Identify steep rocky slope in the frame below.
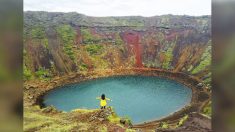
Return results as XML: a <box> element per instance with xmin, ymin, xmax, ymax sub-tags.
<box><xmin>23</xmin><ymin>11</ymin><xmax>211</xmax><ymax>86</ymax></box>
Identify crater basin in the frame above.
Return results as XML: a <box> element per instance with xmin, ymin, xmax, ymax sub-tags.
<box><xmin>43</xmin><ymin>75</ymin><xmax>192</xmax><ymax>124</ymax></box>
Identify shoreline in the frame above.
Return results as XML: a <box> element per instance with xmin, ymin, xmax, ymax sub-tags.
<box><xmin>24</xmin><ymin>68</ymin><xmax>210</xmax><ymax>128</ymax></box>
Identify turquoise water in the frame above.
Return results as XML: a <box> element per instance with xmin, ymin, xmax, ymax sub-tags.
<box><xmin>43</xmin><ymin>75</ymin><xmax>192</xmax><ymax>124</ymax></box>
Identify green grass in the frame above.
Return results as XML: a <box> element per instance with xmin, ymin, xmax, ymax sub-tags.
<box><xmin>24</xmin><ymin>106</ymin><xmax>85</xmax><ymax>132</ymax></box>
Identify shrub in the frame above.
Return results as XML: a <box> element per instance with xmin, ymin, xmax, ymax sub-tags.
<box><xmin>79</xmin><ymin>63</ymin><xmax>88</xmax><ymax>71</ymax></box>
<box><xmin>115</xmin><ymin>33</ymin><xmax>124</xmax><ymax>45</ymax></box>
<box><xmin>35</xmin><ymin>67</ymin><xmax>51</xmax><ymax>81</ymax></box>
<box><xmin>161</xmin><ymin>41</ymin><xmax>175</xmax><ymax>69</ymax></box>
<box><xmin>160</xmin><ymin>122</ymin><xmax>169</xmax><ymax>129</ymax></box>
<box><xmin>23</xmin><ymin>65</ymin><xmax>33</xmax><ymax>81</ymax></box>
<box><xmin>56</xmin><ymin>25</ymin><xmax>76</xmax><ymax>60</ymax></box>
<box><xmin>107</xmin><ymin>113</ymin><xmax>121</xmax><ymax>124</ymax></box>
<box><xmin>31</xmin><ymin>26</ymin><xmax>49</xmax><ymax>48</ymax></box>
<box><xmin>162</xmin><ymin>47</ymin><xmax>173</xmax><ymax>69</ymax></box>
<box><xmin>98</xmin><ymin>126</ymin><xmax>108</xmax><ymax>132</ymax></box>
<box><xmin>80</xmin><ymin>28</ymin><xmax>100</xmax><ymax>43</ymax></box>
<box><xmin>177</xmin><ymin>115</ymin><xmax>188</xmax><ymax>127</ymax></box>
<box><xmin>85</xmin><ymin>44</ymin><xmax>103</xmax><ymax>55</ymax></box>
<box><xmin>31</xmin><ymin>26</ymin><xmax>45</xmax><ymax>39</ymax></box>
<box><xmin>192</xmin><ymin>43</ymin><xmax>211</xmax><ymax>74</ymax></box>
<box><xmin>203</xmin><ymin>101</ymin><xmax>212</xmax><ymax>117</ymax></box>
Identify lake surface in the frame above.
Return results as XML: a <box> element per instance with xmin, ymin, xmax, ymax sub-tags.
<box><xmin>43</xmin><ymin>75</ymin><xmax>192</xmax><ymax>124</ymax></box>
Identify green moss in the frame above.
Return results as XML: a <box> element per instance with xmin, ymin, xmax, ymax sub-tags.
<box><xmin>84</xmin><ymin>44</ymin><xmax>110</xmax><ymax>69</ymax></box>
<box><xmin>24</xmin><ymin>108</ymin><xmax>55</xmax><ymax>131</ymax></box>
<box><xmin>192</xmin><ymin>42</ymin><xmax>211</xmax><ymax>74</ymax></box>
<box><xmin>98</xmin><ymin>126</ymin><xmax>108</xmax><ymax>132</ymax></box>
<box><xmin>162</xmin><ymin>41</ymin><xmax>175</xmax><ymax>69</ymax></box>
<box><xmin>122</xmin><ymin>116</ymin><xmax>132</xmax><ymax>126</ymax></box>
<box><xmin>91</xmin><ymin>55</ymin><xmax>109</xmax><ymax>69</ymax></box>
<box><xmin>24</xmin><ymin>106</ymin><xmax>78</xmax><ymax>132</ymax></box>
<box><xmin>125</xmin><ymin>129</ymin><xmax>136</xmax><ymax>132</ymax></box>
<box><xmin>115</xmin><ymin>33</ymin><xmax>124</xmax><ymax>45</ymax></box>
<box><xmin>156</xmin><ymin>32</ymin><xmax>165</xmax><ymax>43</ymax></box>
<box><xmin>23</xmin><ymin>49</ymin><xmax>33</xmax><ymax>81</ymax></box>
<box><xmin>42</xmin><ymin>38</ymin><xmax>49</xmax><ymax>49</ymax></box>
<box><xmin>203</xmin><ymin>72</ymin><xmax>212</xmax><ymax>87</ymax></box>
<box><xmin>160</xmin><ymin>122</ymin><xmax>169</xmax><ymax>129</ymax></box>
<box><xmin>107</xmin><ymin>107</ymin><xmax>124</xmax><ymax>124</ymax></box>
<box><xmin>79</xmin><ymin>63</ymin><xmax>88</xmax><ymax>71</ymax></box>
<box><xmin>39</xmin><ymin>124</ymin><xmax>78</xmax><ymax>132</ymax></box>
<box><xmin>81</xmin><ymin>28</ymin><xmax>93</xmax><ymax>42</ymax></box>
<box><xmin>204</xmin><ymin>77</ymin><xmax>211</xmax><ymax>86</ymax></box>
<box><xmin>56</xmin><ymin>25</ymin><xmax>76</xmax><ymax>60</ymax></box>
<box><xmin>129</xmin><ymin>55</ymin><xmax>136</xmax><ymax>66</ymax></box>
<box><xmin>23</xmin><ymin>64</ymin><xmax>33</xmax><ymax>81</ymax></box>
<box><xmin>85</xmin><ymin>44</ymin><xmax>103</xmax><ymax>55</ymax></box>
<box><xmin>81</xmin><ymin>28</ymin><xmax>100</xmax><ymax>43</ymax></box>
<box><xmin>31</xmin><ymin>26</ymin><xmax>49</xmax><ymax>48</ymax></box>
<box><xmin>203</xmin><ymin>101</ymin><xmax>212</xmax><ymax>117</ymax></box>
<box><xmin>177</xmin><ymin>115</ymin><xmax>188</xmax><ymax>127</ymax></box>
<box><xmin>35</xmin><ymin>67</ymin><xmax>51</xmax><ymax>81</ymax></box>
<box><xmin>71</xmin><ymin>109</ymin><xmax>97</xmax><ymax>113</ymax></box>
<box><xmin>31</xmin><ymin>26</ymin><xmax>45</xmax><ymax>40</ymax></box>
<box><xmin>162</xmin><ymin>47</ymin><xmax>173</xmax><ymax>69</ymax></box>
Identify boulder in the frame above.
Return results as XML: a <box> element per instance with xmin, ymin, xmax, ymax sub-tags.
<box><xmin>41</xmin><ymin>106</ymin><xmax>59</xmax><ymax>113</ymax></box>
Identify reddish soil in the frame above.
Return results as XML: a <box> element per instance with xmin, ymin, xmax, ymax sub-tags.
<box><xmin>75</xmin><ymin>27</ymin><xmax>82</xmax><ymax>45</ymax></box>
<box><xmin>122</xmin><ymin>31</ymin><xmax>143</xmax><ymax>67</ymax></box>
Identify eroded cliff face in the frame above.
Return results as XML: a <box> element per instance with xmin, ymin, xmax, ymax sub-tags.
<box><xmin>23</xmin><ymin>11</ymin><xmax>211</xmax><ymax>86</ymax></box>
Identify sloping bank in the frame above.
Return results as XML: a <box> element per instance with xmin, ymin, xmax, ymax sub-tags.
<box><xmin>24</xmin><ymin>68</ymin><xmax>211</xmax><ymax>131</ymax></box>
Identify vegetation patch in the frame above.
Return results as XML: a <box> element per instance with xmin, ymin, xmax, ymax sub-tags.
<box><xmin>31</xmin><ymin>26</ymin><xmax>49</xmax><ymax>48</ymax></box>
<box><xmin>192</xmin><ymin>42</ymin><xmax>211</xmax><ymax>74</ymax></box>
<box><xmin>35</xmin><ymin>67</ymin><xmax>52</xmax><ymax>81</ymax></box>
<box><xmin>23</xmin><ymin>64</ymin><xmax>33</xmax><ymax>81</ymax></box>
<box><xmin>81</xmin><ymin>28</ymin><xmax>100</xmax><ymax>43</ymax></box>
<box><xmin>85</xmin><ymin>44</ymin><xmax>103</xmax><ymax>55</ymax></box>
<box><xmin>177</xmin><ymin>115</ymin><xmax>189</xmax><ymax>127</ymax></box>
<box><xmin>56</xmin><ymin>25</ymin><xmax>76</xmax><ymax>60</ymax></box>
<box><xmin>202</xmin><ymin>101</ymin><xmax>212</xmax><ymax>117</ymax></box>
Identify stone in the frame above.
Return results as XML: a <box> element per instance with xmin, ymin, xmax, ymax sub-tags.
<box><xmin>120</xmin><ymin>119</ymin><xmax>126</xmax><ymax>124</ymax></box>
<box><xmin>98</xmin><ymin>118</ymin><xmax>105</xmax><ymax>121</ymax></box>
<box><xmin>41</xmin><ymin>106</ymin><xmax>59</xmax><ymax>113</ymax></box>
<box><xmin>197</xmin><ymin>83</ymin><xmax>203</xmax><ymax>87</ymax></box>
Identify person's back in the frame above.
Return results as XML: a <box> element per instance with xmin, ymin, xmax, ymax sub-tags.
<box><xmin>96</xmin><ymin>94</ymin><xmax>111</xmax><ymax>109</ymax></box>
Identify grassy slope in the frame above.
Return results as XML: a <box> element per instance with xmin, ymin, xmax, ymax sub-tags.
<box><xmin>24</xmin><ymin>106</ymin><xmax>130</xmax><ymax>132</ymax></box>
